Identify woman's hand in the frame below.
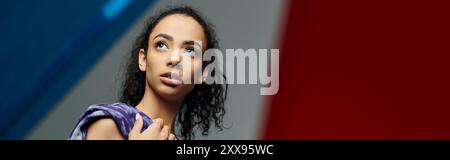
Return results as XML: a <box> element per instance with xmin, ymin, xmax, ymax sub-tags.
<box><xmin>128</xmin><ymin>114</ymin><xmax>176</xmax><ymax>140</ymax></box>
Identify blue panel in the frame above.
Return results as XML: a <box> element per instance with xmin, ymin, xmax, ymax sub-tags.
<box><xmin>102</xmin><ymin>0</ymin><xmax>133</xmax><ymax>20</ymax></box>
<box><xmin>0</xmin><ymin>0</ymin><xmax>156</xmax><ymax>139</ymax></box>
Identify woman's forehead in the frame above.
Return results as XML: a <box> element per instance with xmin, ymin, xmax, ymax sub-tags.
<box><xmin>150</xmin><ymin>14</ymin><xmax>206</xmax><ymax>46</ymax></box>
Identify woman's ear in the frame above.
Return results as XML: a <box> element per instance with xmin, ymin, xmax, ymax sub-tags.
<box><xmin>138</xmin><ymin>49</ymin><xmax>147</xmax><ymax>71</ymax></box>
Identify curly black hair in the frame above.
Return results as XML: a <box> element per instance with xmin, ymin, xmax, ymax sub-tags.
<box><xmin>120</xmin><ymin>6</ymin><xmax>227</xmax><ymax>140</ymax></box>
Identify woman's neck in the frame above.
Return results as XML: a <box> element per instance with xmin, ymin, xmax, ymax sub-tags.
<box><xmin>135</xmin><ymin>82</ymin><xmax>182</xmax><ymax>132</ymax></box>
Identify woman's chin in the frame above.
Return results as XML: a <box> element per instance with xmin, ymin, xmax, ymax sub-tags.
<box><xmin>155</xmin><ymin>85</ymin><xmax>188</xmax><ymax>101</ymax></box>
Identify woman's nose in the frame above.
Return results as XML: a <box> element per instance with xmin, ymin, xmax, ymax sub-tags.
<box><xmin>167</xmin><ymin>49</ymin><xmax>182</xmax><ymax>66</ymax></box>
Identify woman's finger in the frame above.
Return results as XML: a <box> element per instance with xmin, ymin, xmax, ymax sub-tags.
<box><xmin>159</xmin><ymin>125</ymin><xmax>170</xmax><ymax>140</ymax></box>
<box><xmin>143</xmin><ymin>118</ymin><xmax>163</xmax><ymax>135</ymax></box>
<box><xmin>129</xmin><ymin>114</ymin><xmax>143</xmax><ymax>139</ymax></box>
<box><xmin>130</xmin><ymin>114</ymin><xmax>143</xmax><ymax>134</ymax></box>
<box><xmin>169</xmin><ymin>133</ymin><xmax>176</xmax><ymax>140</ymax></box>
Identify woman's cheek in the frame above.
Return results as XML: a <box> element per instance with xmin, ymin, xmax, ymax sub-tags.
<box><xmin>191</xmin><ymin>57</ymin><xmax>204</xmax><ymax>84</ymax></box>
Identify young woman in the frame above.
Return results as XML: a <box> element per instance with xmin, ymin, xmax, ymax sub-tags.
<box><xmin>69</xmin><ymin>6</ymin><xmax>227</xmax><ymax>140</ymax></box>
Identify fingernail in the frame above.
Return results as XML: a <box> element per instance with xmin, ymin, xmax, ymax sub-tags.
<box><xmin>135</xmin><ymin>113</ymin><xmax>141</xmax><ymax>120</ymax></box>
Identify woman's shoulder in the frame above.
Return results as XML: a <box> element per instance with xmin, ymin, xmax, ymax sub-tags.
<box><xmin>85</xmin><ymin>117</ymin><xmax>125</xmax><ymax>140</ymax></box>
<box><xmin>68</xmin><ymin>102</ymin><xmax>151</xmax><ymax>140</ymax></box>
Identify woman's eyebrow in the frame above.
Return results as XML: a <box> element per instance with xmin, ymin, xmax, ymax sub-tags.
<box><xmin>154</xmin><ymin>33</ymin><xmax>201</xmax><ymax>47</ymax></box>
<box><xmin>154</xmin><ymin>33</ymin><xmax>173</xmax><ymax>41</ymax></box>
<box><xmin>183</xmin><ymin>40</ymin><xmax>202</xmax><ymax>48</ymax></box>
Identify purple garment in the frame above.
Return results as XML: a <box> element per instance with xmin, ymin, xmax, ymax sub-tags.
<box><xmin>68</xmin><ymin>103</ymin><xmax>153</xmax><ymax>140</ymax></box>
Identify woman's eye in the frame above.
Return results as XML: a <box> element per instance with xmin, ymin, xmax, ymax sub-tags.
<box><xmin>184</xmin><ymin>47</ymin><xmax>197</xmax><ymax>57</ymax></box>
<box><xmin>155</xmin><ymin>42</ymin><xmax>168</xmax><ymax>50</ymax></box>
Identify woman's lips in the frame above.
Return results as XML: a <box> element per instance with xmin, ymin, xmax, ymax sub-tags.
<box><xmin>160</xmin><ymin>72</ymin><xmax>182</xmax><ymax>86</ymax></box>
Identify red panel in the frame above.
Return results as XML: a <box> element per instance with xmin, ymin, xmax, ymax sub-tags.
<box><xmin>263</xmin><ymin>0</ymin><xmax>450</xmax><ymax>139</ymax></box>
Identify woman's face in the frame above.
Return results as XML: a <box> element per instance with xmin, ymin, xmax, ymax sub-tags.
<box><xmin>139</xmin><ymin>14</ymin><xmax>206</xmax><ymax>101</ymax></box>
